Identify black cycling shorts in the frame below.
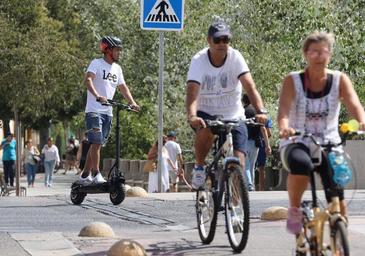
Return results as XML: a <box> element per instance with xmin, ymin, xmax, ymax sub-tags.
<box><xmin>281</xmin><ymin>143</ymin><xmax>344</xmax><ymax>202</ymax></box>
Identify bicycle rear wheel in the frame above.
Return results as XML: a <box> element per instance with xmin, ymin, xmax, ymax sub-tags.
<box><xmin>224</xmin><ymin>163</ymin><xmax>250</xmax><ymax>253</ymax></box>
<box><xmin>330</xmin><ymin>220</ymin><xmax>349</xmax><ymax>256</ymax></box>
<box><xmin>196</xmin><ymin>175</ymin><xmax>217</xmax><ymax>244</ymax></box>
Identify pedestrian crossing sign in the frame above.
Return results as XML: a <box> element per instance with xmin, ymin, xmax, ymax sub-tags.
<box><xmin>141</xmin><ymin>0</ymin><xmax>184</xmax><ymax>31</ymax></box>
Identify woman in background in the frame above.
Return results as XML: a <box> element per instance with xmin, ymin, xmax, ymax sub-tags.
<box><xmin>23</xmin><ymin>140</ymin><xmax>40</xmax><ymax>187</ymax></box>
<box><xmin>42</xmin><ymin>137</ymin><xmax>60</xmax><ymax>187</ymax></box>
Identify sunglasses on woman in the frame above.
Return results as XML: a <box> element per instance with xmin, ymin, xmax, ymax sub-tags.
<box><xmin>213</xmin><ymin>36</ymin><xmax>230</xmax><ymax>44</ymax></box>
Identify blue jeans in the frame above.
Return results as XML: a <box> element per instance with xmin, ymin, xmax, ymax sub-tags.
<box><xmin>245</xmin><ymin>139</ymin><xmax>259</xmax><ymax>188</ymax></box>
<box><xmin>44</xmin><ymin>160</ymin><xmax>56</xmax><ymax>186</ymax></box>
<box><xmin>25</xmin><ymin>163</ymin><xmax>37</xmax><ymax>185</ymax></box>
<box><xmin>3</xmin><ymin>160</ymin><xmax>15</xmax><ymax>186</ymax></box>
<box><xmin>85</xmin><ymin>112</ymin><xmax>112</xmax><ymax>145</ymax></box>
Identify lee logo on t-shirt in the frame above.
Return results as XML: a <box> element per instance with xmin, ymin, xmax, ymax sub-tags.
<box><xmin>103</xmin><ymin>70</ymin><xmax>117</xmax><ymax>83</ymax></box>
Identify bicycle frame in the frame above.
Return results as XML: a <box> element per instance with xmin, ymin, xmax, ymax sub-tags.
<box><xmin>293</xmin><ymin>132</ymin><xmax>354</xmax><ymax>255</ymax></box>
<box><xmin>205</xmin><ymin>121</ymin><xmax>240</xmax><ymax>207</ymax></box>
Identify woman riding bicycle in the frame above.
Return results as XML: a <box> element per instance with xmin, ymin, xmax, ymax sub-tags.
<box><xmin>277</xmin><ymin>31</ymin><xmax>365</xmax><ymax>235</ymax></box>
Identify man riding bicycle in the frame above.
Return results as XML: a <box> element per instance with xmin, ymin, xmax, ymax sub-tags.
<box><xmin>185</xmin><ymin>20</ymin><xmax>267</xmax><ymax>190</ymax></box>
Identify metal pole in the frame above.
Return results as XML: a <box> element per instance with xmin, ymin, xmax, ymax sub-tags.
<box><xmin>14</xmin><ymin>109</ymin><xmax>21</xmax><ymax>196</ymax></box>
<box><xmin>157</xmin><ymin>31</ymin><xmax>164</xmax><ymax>192</ymax></box>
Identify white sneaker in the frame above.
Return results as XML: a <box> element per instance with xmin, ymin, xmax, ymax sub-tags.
<box><xmin>93</xmin><ymin>172</ymin><xmax>106</xmax><ymax>184</ymax></box>
<box><xmin>78</xmin><ymin>174</ymin><xmax>93</xmax><ymax>185</ymax></box>
<box><xmin>192</xmin><ymin>166</ymin><xmax>206</xmax><ymax>190</ymax></box>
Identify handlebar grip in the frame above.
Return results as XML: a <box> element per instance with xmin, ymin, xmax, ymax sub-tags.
<box><xmin>293</xmin><ymin>130</ymin><xmax>301</xmax><ymax>136</ymax></box>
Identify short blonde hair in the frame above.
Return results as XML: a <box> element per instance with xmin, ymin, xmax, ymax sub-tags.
<box><xmin>302</xmin><ymin>31</ymin><xmax>335</xmax><ymax>53</ymax></box>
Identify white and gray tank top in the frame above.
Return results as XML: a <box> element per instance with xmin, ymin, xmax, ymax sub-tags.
<box><xmin>280</xmin><ymin>69</ymin><xmax>342</xmax><ymax>148</ymax></box>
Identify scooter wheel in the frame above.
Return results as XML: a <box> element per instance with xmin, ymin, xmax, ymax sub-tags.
<box><xmin>110</xmin><ymin>184</ymin><xmax>125</xmax><ymax>205</ymax></box>
<box><xmin>70</xmin><ymin>190</ymin><xmax>86</xmax><ymax>205</ymax></box>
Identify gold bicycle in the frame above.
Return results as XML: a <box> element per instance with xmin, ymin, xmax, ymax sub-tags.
<box><xmin>292</xmin><ymin>128</ymin><xmax>362</xmax><ymax>256</ymax></box>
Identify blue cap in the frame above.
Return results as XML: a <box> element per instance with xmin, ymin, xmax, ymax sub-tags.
<box><xmin>167</xmin><ymin>131</ymin><xmax>177</xmax><ymax>137</ymax></box>
<box><xmin>208</xmin><ymin>21</ymin><xmax>232</xmax><ymax>38</ymax></box>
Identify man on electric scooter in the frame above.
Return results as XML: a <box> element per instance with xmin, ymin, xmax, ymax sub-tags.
<box><xmin>79</xmin><ymin>36</ymin><xmax>140</xmax><ymax>184</ymax></box>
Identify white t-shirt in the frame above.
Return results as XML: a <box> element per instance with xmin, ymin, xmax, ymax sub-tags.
<box><xmin>164</xmin><ymin>140</ymin><xmax>182</xmax><ymax>171</ymax></box>
<box><xmin>42</xmin><ymin>145</ymin><xmax>60</xmax><ymax>162</ymax></box>
<box><xmin>85</xmin><ymin>58</ymin><xmax>126</xmax><ymax>116</ymax></box>
<box><xmin>187</xmin><ymin>47</ymin><xmax>250</xmax><ymax>119</ymax></box>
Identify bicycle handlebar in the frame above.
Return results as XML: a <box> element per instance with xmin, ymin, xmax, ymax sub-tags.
<box><xmin>204</xmin><ymin>117</ymin><xmax>263</xmax><ymax>129</ymax></box>
<box><xmin>291</xmin><ymin>130</ymin><xmax>365</xmax><ymax>148</ymax></box>
<box><xmin>98</xmin><ymin>99</ymin><xmax>138</xmax><ymax>112</ymax></box>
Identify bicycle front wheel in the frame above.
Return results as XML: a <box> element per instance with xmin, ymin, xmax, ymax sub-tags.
<box><xmin>224</xmin><ymin>163</ymin><xmax>250</xmax><ymax>253</ymax></box>
<box><xmin>196</xmin><ymin>176</ymin><xmax>217</xmax><ymax>244</ymax></box>
<box><xmin>330</xmin><ymin>220</ymin><xmax>349</xmax><ymax>256</ymax></box>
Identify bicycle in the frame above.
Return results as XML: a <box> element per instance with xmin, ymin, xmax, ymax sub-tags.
<box><xmin>290</xmin><ymin>129</ymin><xmax>363</xmax><ymax>256</ymax></box>
<box><xmin>70</xmin><ymin>99</ymin><xmax>137</xmax><ymax>205</ymax></box>
<box><xmin>196</xmin><ymin>117</ymin><xmax>261</xmax><ymax>252</ymax></box>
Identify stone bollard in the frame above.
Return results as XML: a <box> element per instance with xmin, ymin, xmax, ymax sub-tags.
<box><xmin>126</xmin><ymin>186</ymin><xmax>148</xmax><ymax>197</ymax></box>
<box><xmin>261</xmin><ymin>206</ymin><xmax>288</xmax><ymax>220</ymax></box>
<box><xmin>79</xmin><ymin>222</ymin><xmax>115</xmax><ymax>237</ymax></box>
<box><xmin>124</xmin><ymin>184</ymin><xmax>132</xmax><ymax>192</ymax></box>
<box><xmin>107</xmin><ymin>239</ymin><xmax>146</xmax><ymax>256</ymax></box>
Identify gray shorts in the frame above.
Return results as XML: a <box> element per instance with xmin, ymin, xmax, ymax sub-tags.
<box><xmin>169</xmin><ymin>169</ymin><xmax>179</xmax><ymax>184</ymax></box>
<box><xmin>85</xmin><ymin>112</ymin><xmax>112</xmax><ymax>145</ymax></box>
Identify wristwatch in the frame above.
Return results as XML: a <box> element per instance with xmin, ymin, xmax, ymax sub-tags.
<box><xmin>257</xmin><ymin>108</ymin><xmax>268</xmax><ymax>115</ymax></box>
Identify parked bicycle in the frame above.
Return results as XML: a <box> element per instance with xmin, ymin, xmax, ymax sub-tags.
<box><xmin>292</xmin><ymin>128</ymin><xmax>363</xmax><ymax>256</ymax></box>
<box><xmin>196</xmin><ymin>117</ymin><xmax>261</xmax><ymax>253</ymax></box>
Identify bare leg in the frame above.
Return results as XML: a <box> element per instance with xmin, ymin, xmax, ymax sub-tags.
<box><xmin>89</xmin><ymin>144</ymin><xmax>102</xmax><ymax>175</ymax></box>
<box><xmin>81</xmin><ymin>143</ymin><xmax>101</xmax><ymax>177</ymax></box>
<box><xmin>234</xmin><ymin>150</ymin><xmax>246</xmax><ymax>170</ymax></box>
<box><xmin>194</xmin><ymin>128</ymin><xmax>214</xmax><ymax>165</ymax></box>
<box><xmin>340</xmin><ymin>200</ymin><xmax>348</xmax><ymax>217</ymax></box>
<box><xmin>287</xmin><ymin>174</ymin><xmax>309</xmax><ymax>208</ymax></box>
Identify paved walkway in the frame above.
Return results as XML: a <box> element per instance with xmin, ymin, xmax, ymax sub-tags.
<box><xmin>3</xmin><ymin>170</ymin><xmax>365</xmax><ymax>255</ymax></box>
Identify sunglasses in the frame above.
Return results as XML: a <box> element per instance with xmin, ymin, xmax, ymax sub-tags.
<box><xmin>213</xmin><ymin>36</ymin><xmax>230</xmax><ymax>44</ymax></box>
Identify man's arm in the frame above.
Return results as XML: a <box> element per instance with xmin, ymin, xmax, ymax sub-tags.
<box><xmin>260</xmin><ymin>126</ymin><xmax>271</xmax><ymax>155</ymax></box>
<box><xmin>186</xmin><ymin>81</ymin><xmax>205</xmax><ymax>129</ymax></box>
<box><xmin>84</xmin><ymin>72</ymin><xmax>106</xmax><ymax>101</ymax></box>
<box><xmin>118</xmin><ymin>84</ymin><xmax>140</xmax><ymax>111</ymax></box>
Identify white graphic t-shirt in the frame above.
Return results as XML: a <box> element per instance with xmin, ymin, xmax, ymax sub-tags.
<box><xmin>187</xmin><ymin>47</ymin><xmax>250</xmax><ymax>119</ymax></box>
<box><xmin>85</xmin><ymin>58</ymin><xmax>125</xmax><ymax>116</ymax></box>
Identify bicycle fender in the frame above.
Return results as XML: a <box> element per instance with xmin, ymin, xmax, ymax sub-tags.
<box><xmin>223</xmin><ymin>156</ymin><xmax>240</xmax><ymax>168</ymax></box>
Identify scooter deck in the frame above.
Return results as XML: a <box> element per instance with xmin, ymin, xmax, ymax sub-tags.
<box><xmin>71</xmin><ymin>181</ymin><xmax>111</xmax><ymax>194</ymax></box>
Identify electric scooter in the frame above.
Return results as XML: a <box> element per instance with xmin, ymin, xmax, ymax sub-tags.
<box><xmin>70</xmin><ymin>99</ymin><xmax>137</xmax><ymax>205</ymax></box>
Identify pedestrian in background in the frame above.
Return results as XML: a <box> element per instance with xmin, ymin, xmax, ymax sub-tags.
<box><xmin>256</xmin><ymin>117</ymin><xmax>272</xmax><ymax>191</ymax></box>
<box><xmin>76</xmin><ymin>132</ymin><xmax>90</xmax><ymax>175</ymax></box>
<box><xmin>22</xmin><ymin>140</ymin><xmax>40</xmax><ymax>187</ymax></box>
<box><xmin>165</xmin><ymin>131</ymin><xmax>184</xmax><ymax>192</ymax></box>
<box><xmin>42</xmin><ymin>137</ymin><xmax>60</xmax><ymax>187</ymax></box>
<box><xmin>243</xmin><ymin>94</ymin><xmax>261</xmax><ymax>191</ymax></box>
<box><xmin>147</xmin><ymin>136</ymin><xmax>171</xmax><ymax>193</ymax></box>
<box><xmin>0</xmin><ymin>132</ymin><xmax>16</xmax><ymax>187</ymax></box>
<box><xmin>64</xmin><ymin>137</ymin><xmax>78</xmax><ymax>175</ymax></box>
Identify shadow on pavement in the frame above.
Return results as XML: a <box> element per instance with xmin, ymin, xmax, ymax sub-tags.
<box><xmin>147</xmin><ymin>238</ymin><xmax>231</xmax><ymax>255</ymax></box>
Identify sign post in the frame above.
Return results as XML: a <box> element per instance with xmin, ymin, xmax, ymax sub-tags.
<box><xmin>141</xmin><ymin>0</ymin><xmax>184</xmax><ymax>192</ymax></box>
